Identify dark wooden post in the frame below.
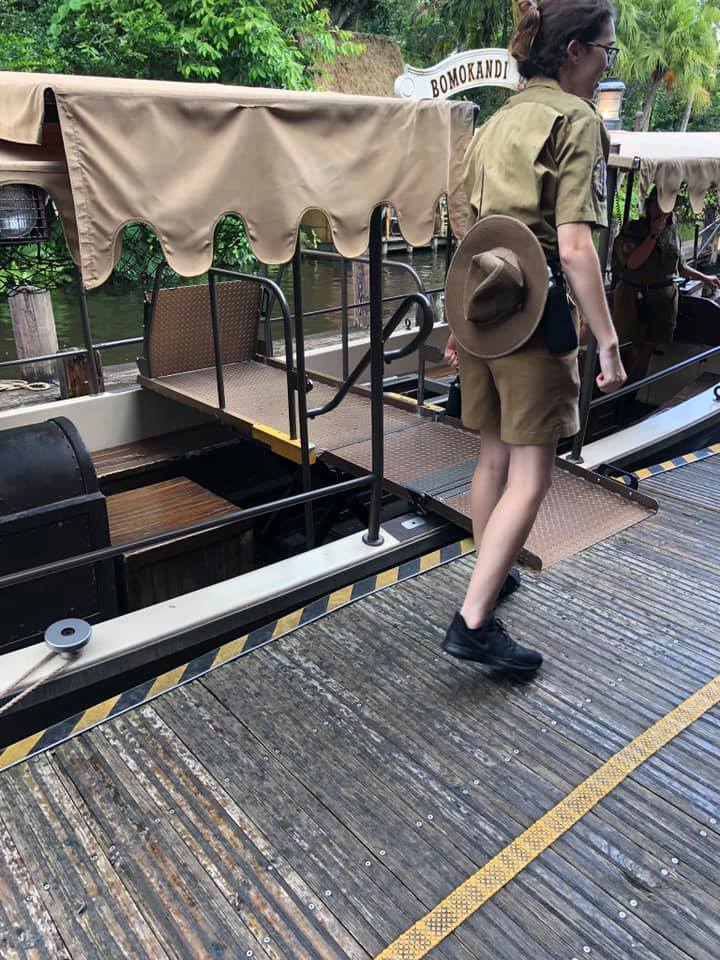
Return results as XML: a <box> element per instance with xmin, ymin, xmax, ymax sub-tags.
<box><xmin>8</xmin><ymin>285</ymin><xmax>59</xmax><ymax>382</ymax></box>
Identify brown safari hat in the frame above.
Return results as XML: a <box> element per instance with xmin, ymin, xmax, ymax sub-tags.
<box><xmin>445</xmin><ymin>215</ymin><xmax>548</xmax><ymax>359</ymax></box>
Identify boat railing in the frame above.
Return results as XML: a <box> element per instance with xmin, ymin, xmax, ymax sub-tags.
<box><xmin>0</xmin><ymin>257</ymin><xmax>443</xmax><ymax>397</ymax></box>
<box><xmin>0</xmin><ymin>210</ymin><xmax>437</xmax><ymax>603</ymax></box>
<box><xmin>569</xmin><ymin>342</ymin><xmax>720</xmax><ymax>461</ymax></box>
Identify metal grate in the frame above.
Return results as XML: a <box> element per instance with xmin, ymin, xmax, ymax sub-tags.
<box><xmin>146</xmin><ymin>363</ymin><xmax>417</xmax><ymax>451</ymax></box>
<box><xmin>0</xmin><ymin>185</ymin><xmax>49</xmax><ymax>246</ymax></box>
<box><xmin>146</xmin><ymin>280</ymin><xmax>263</xmax><ymax>377</ymax></box>
<box><xmin>442</xmin><ymin>466</ymin><xmax>653</xmax><ymax>568</ymax></box>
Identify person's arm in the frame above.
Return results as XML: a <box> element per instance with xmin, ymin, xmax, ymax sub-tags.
<box><xmin>625</xmin><ymin>211</ymin><xmax>668</xmax><ymax>270</ymax></box>
<box><xmin>557</xmin><ymin>222</ymin><xmax>626</xmax><ymax>393</ymax></box>
<box><xmin>680</xmin><ymin>262</ymin><xmax>720</xmax><ymax>289</ymax></box>
<box><xmin>626</xmin><ymin>231</ymin><xmax>660</xmax><ymax>270</ymax></box>
<box><xmin>444</xmin><ymin>332</ymin><xmax>459</xmax><ymax>368</ymax></box>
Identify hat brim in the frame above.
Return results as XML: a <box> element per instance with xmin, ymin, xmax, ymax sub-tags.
<box><xmin>445</xmin><ymin>215</ymin><xmax>549</xmax><ymax>359</ymax></box>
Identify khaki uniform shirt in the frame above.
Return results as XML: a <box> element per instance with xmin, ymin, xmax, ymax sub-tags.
<box><xmin>613</xmin><ymin>217</ymin><xmax>683</xmax><ymax>286</ymax></box>
<box><xmin>462</xmin><ymin>77</ymin><xmax>610</xmax><ymax>260</ymax></box>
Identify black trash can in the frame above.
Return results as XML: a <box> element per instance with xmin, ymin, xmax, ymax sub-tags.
<box><xmin>0</xmin><ymin>417</ymin><xmax>118</xmax><ymax>653</ymax></box>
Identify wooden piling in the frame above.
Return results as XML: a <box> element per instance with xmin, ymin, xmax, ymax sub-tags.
<box><xmin>8</xmin><ymin>285</ymin><xmax>59</xmax><ymax>383</ymax></box>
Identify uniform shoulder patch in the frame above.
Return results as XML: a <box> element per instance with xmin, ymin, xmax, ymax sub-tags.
<box><xmin>593</xmin><ymin>157</ymin><xmax>607</xmax><ymax>201</ymax></box>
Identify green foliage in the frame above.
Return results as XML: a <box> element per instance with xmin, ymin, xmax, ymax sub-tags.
<box><xmin>0</xmin><ymin>218</ymin><xmax>76</xmax><ymax>295</ymax></box>
<box><xmin>0</xmin><ymin>0</ymin><xmax>359</xmax><ymax>289</ymax></box>
<box><xmin>42</xmin><ymin>0</ymin><xmax>360</xmax><ymax>88</ymax></box>
<box><xmin>615</xmin><ymin>0</ymin><xmax>720</xmax><ymax>129</ymax></box>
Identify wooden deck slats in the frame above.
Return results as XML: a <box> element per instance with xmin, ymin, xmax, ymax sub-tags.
<box><xmin>0</xmin><ymin>756</ymin><xmax>170</xmax><ymax>959</ymax></box>
<box><xmin>91</xmin><ymin>424</ymin><xmax>242</xmax><ymax>480</ymax></box>
<box><xmin>101</xmin><ymin>706</ymin><xmax>367</xmax><ymax>960</ymax></box>
<box><xmin>1</xmin><ymin>455</ymin><xmax>719</xmax><ymax>957</ymax></box>
<box><xmin>155</xmin><ymin>684</ymin><xmax>473</xmax><ymax>960</ymax></box>
<box><xmin>0</xmin><ymin>819</ymin><xmax>70</xmax><ymax>960</ymax></box>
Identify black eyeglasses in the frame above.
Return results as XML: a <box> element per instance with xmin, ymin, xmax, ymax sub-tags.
<box><xmin>586</xmin><ymin>42</ymin><xmax>619</xmax><ymax>69</ymax></box>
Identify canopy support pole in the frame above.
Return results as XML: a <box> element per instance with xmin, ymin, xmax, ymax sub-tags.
<box><xmin>363</xmin><ymin>207</ymin><xmax>385</xmax><ymax>546</ymax></box>
<box><xmin>568</xmin><ymin>162</ymin><xmax>618</xmax><ymax>463</ymax></box>
<box><xmin>292</xmin><ymin>240</ymin><xmax>315</xmax><ymax>550</ymax></box>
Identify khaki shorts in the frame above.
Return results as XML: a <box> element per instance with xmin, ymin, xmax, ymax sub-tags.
<box><xmin>613</xmin><ymin>282</ymin><xmax>678</xmax><ymax>345</ymax></box>
<box><xmin>457</xmin><ymin>331</ymin><xmax>580</xmax><ymax>445</ymax></box>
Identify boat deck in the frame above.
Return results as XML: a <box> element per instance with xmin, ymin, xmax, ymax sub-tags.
<box><xmin>1</xmin><ymin>454</ymin><xmax>719</xmax><ymax>959</ymax></box>
<box><xmin>139</xmin><ymin>362</ymin><xmax>654</xmax><ymax>568</ymax></box>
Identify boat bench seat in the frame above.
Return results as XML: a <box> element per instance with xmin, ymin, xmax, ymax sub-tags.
<box><xmin>106</xmin><ymin>476</ymin><xmax>251</xmax><ymax>611</ymax></box>
<box><xmin>91</xmin><ymin>423</ymin><xmax>243</xmax><ymax>481</ymax></box>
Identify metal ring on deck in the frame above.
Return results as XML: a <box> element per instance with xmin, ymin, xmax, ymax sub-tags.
<box><xmin>44</xmin><ymin>618</ymin><xmax>92</xmax><ymax>654</ymax></box>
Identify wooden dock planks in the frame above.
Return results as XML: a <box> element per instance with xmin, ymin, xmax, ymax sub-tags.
<box><xmin>0</xmin><ymin>456</ymin><xmax>719</xmax><ymax>958</ymax></box>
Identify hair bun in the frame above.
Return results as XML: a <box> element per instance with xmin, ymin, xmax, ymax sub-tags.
<box><xmin>512</xmin><ymin>0</ymin><xmax>541</xmax><ymax>61</ymax></box>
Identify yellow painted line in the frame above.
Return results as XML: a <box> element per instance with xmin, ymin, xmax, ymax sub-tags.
<box><xmin>72</xmin><ymin>695</ymin><xmax>121</xmax><ymax>734</ymax></box>
<box><xmin>214</xmin><ymin>635</ymin><xmax>249</xmax><ymax>666</ymax></box>
<box><xmin>634</xmin><ymin>467</ymin><xmax>653</xmax><ymax>480</ymax></box>
<box><xmin>659</xmin><ymin>459</ymin><xmax>675</xmax><ymax>471</ymax></box>
<box><xmin>327</xmin><ymin>585</ymin><xmax>354</xmax><ymax>610</ymax></box>
<box><xmin>683</xmin><ymin>452</ymin><xmax>698</xmax><ymax>464</ymax></box>
<box><xmin>376</xmin><ymin>567</ymin><xmax>400</xmax><ymax>589</ymax></box>
<box><xmin>273</xmin><ymin>608</ymin><xmax>304</xmax><ymax>638</ymax></box>
<box><xmin>420</xmin><ymin>549</ymin><xmax>441</xmax><ymax>572</ymax></box>
<box><xmin>0</xmin><ymin>731</ymin><xmax>46</xmax><ymax>770</ymax></box>
<box><xmin>385</xmin><ymin>392</ymin><xmax>444</xmax><ymax>413</ymax></box>
<box><xmin>459</xmin><ymin>537</ymin><xmax>475</xmax><ymax>553</ymax></box>
<box><xmin>376</xmin><ymin>672</ymin><xmax>720</xmax><ymax>960</ymax></box>
<box><xmin>148</xmin><ymin>666</ymin><xmax>188</xmax><ymax>698</ymax></box>
<box><xmin>251</xmin><ymin>423</ymin><xmax>316</xmax><ymax>465</ymax></box>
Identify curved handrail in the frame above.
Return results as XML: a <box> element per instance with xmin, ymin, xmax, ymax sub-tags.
<box><xmin>307</xmin><ymin>291</ymin><xmax>435</xmax><ymax>419</ymax></box>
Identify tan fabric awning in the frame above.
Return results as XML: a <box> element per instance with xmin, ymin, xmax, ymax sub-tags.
<box><xmin>610</xmin><ymin>131</ymin><xmax>720</xmax><ymax>213</ymax></box>
<box><xmin>0</xmin><ymin>72</ymin><xmax>474</xmax><ymax>288</ymax></box>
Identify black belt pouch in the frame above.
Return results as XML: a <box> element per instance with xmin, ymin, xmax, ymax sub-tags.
<box><xmin>538</xmin><ymin>281</ymin><xmax>578</xmax><ymax>355</ymax></box>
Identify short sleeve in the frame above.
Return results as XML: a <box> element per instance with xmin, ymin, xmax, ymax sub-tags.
<box><xmin>554</xmin><ymin>114</ymin><xmax>608</xmax><ymax>229</ymax></box>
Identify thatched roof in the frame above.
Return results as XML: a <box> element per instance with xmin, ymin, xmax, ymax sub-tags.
<box><xmin>315</xmin><ymin>33</ymin><xmax>404</xmax><ymax>98</ymax></box>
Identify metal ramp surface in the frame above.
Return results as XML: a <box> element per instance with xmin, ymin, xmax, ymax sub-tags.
<box><xmin>139</xmin><ymin>365</ymin><xmax>656</xmax><ymax>569</ymax></box>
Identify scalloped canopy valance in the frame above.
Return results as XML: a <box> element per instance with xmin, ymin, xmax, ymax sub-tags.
<box><xmin>0</xmin><ymin>72</ymin><xmax>475</xmax><ymax>288</ymax></box>
<box><xmin>610</xmin><ymin>131</ymin><xmax>720</xmax><ymax>214</ymax></box>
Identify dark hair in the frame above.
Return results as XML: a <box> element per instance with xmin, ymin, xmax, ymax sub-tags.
<box><xmin>510</xmin><ymin>0</ymin><xmax>615</xmax><ymax>80</ymax></box>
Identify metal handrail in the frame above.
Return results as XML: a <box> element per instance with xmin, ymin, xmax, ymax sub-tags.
<box><xmin>0</xmin><ymin>475</ymin><xmax>371</xmax><ymax>591</ymax></box>
<box><xmin>0</xmin><ymin>336</ymin><xmax>143</xmax><ymax>370</ymax></box>
<box><xmin>205</xmin><ymin>266</ymin><xmax>299</xmax><ymax>441</ymax></box>
<box><xmin>589</xmin><ymin>343</ymin><xmax>720</xmax><ymax>409</ymax></box>
<box><xmin>307</xmin><ymin>292</ymin><xmax>435</xmax><ymax>419</ymax></box>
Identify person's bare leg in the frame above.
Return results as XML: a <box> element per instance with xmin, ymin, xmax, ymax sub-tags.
<box><xmin>460</xmin><ymin>443</ymin><xmax>555</xmax><ymax>628</ymax></box>
<box><xmin>469</xmin><ymin>431</ymin><xmax>511</xmax><ymax>548</ymax></box>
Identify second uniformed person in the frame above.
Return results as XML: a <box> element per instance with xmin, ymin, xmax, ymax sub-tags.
<box><xmin>613</xmin><ymin>187</ymin><xmax>720</xmax><ymax>385</ymax></box>
<box><xmin>442</xmin><ymin>0</ymin><xmax>626</xmax><ymax>672</ymax></box>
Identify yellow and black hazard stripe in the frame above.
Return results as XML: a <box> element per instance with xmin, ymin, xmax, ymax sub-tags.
<box><xmin>616</xmin><ymin>442</ymin><xmax>720</xmax><ymax>485</ymax></box>
<box><xmin>0</xmin><ymin>537</ymin><xmax>475</xmax><ymax>773</ymax></box>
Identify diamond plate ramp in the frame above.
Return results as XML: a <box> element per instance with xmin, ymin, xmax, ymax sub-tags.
<box><xmin>438</xmin><ymin>459</ymin><xmax>656</xmax><ymax>569</ymax></box>
<box><xmin>326</xmin><ymin>421</ymin><xmax>657</xmax><ymax>569</ymax></box>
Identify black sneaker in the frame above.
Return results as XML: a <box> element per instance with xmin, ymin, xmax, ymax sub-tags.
<box><xmin>498</xmin><ymin>567</ymin><xmax>521</xmax><ymax>603</ymax></box>
<box><xmin>442</xmin><ymin>612</ymin><xmax>542</xmax><ymax>672</ymax></box>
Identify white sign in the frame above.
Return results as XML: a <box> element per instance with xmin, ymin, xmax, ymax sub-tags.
<box><xmin>395</xmin><ymin>48</ymin><xmax>520</xmax><ymax>101</ymax></box>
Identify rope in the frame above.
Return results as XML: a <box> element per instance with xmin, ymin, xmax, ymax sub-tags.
<box><xmin>0</xmin><ymin>650</ymin><xmax>75</xmax><ymax>717</ymax></box>
<box><xmin>0</xmin><ymin>379</ymin><xmax>52</xmax><ymax>392</ymax></box>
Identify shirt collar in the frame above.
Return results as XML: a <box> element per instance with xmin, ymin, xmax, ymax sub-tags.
<box><xmin>524</xmin><ymin>76</ymin><xmax>598</xmax><ymax>111</ymax></box>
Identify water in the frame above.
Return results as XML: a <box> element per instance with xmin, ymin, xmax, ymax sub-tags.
<box><xmin>0</xmin><ymin>249</ymin><xmax>448</xmax><ymax>370</ymax></box>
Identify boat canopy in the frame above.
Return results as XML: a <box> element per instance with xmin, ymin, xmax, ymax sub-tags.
<box><xmin>610</xmin><ymin>130</ymin><xmax>720</xmax><ymax>214</ymax></box>
<box><xmin>0</xmin><ymin>71</ymin><xmax>475</xmax><ymax>288</ymax></box>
